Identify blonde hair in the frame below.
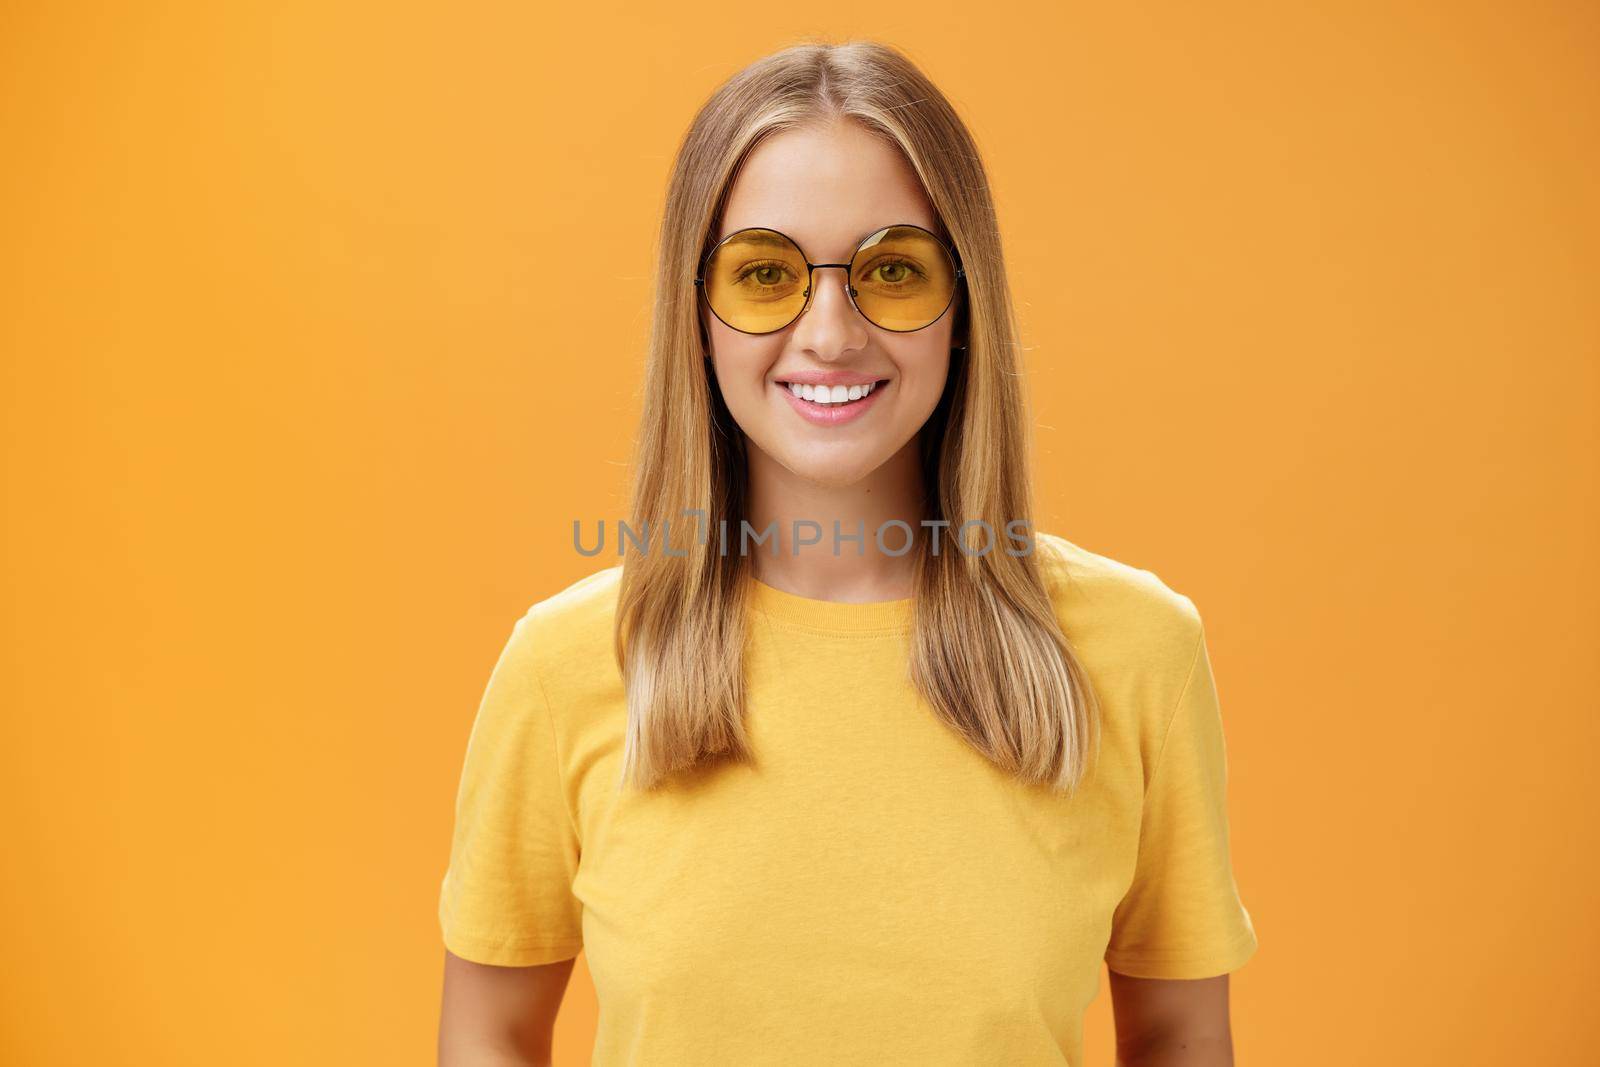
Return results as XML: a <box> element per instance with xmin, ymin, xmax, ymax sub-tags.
<box><xmin>615</xmin><ymin>38</ymin><xmax>1101</xmax><ymax>794</ymax></box>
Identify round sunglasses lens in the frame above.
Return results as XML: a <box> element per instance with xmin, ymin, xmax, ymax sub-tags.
<box><xmin>702</xmin><ymin>229</ymin><xmax>809</xmax><ymax>334</ymax></box>
<box><xmin>851</xmin><ymin>226</ymin><xmax>958</xmax><ymax>332</ymax></box>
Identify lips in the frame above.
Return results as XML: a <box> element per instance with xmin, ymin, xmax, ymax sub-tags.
<box><xmin>778</xmin><ymin>379</ymin><xmax>886</xmax><ymax>405</ymax></box>
<box><xmin>775</xmin><ymin>377</ymin><xmax>889</xmax><ymax>426</ymax></box>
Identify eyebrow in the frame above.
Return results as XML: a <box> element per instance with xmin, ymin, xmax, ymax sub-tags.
<box><xmin>716</xmin><ymin>227</ymin><xmax>935</xmax><ymax>263</ymax></box>
<box><xmin>720</xmin><ymin>230</ymin><xmax>802</xmax><ymax>251</ymax></box>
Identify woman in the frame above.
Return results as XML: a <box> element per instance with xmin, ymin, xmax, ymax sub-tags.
<box><xmin>438</xmin><ymin>40</ymin><xmax>1257</xmax><ymax>1066</ymax></box>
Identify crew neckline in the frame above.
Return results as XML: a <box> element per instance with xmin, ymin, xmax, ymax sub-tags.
<box><xmin>747</xmin><ymin>574</ymin><xmax>914</xmax><ymax>633</ymax></box>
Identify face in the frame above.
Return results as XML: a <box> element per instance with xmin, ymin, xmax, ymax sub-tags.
<box><xmin>702</xmin><ymin>120</ymin><xmax>958</xmax><ymax>490</ymax></box>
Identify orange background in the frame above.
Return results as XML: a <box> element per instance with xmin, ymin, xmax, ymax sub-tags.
<box><xmin>3</xmin><ymin>3</ymin><xmax>1596</xmax><ymax>1064</ymax></box>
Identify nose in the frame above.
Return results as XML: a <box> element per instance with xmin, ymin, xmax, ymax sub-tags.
<box><xmin>791</xmin><ymin>264</ymin><xmax>868</xmax><ymax>358</ymax></box>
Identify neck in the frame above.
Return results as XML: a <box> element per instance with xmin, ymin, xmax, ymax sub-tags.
<box><xmin>741</xmin><ymin>437</ymin><xmax>927</xmax><ymax>603</ymax></box>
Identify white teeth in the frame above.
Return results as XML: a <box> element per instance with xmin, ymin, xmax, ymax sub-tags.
<box><xmin>786</xmin><ymin>381</ymin><xmax>879</xmax><ymax>405</ymax></box>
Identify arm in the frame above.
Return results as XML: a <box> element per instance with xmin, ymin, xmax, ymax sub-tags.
<box><xmin>1104</xmin><ymin>617</ymin><xmax>1256</xmax><ymax>1064</ymax></box>
<box><xmin>438</xmin><ymin>950</ymin><xmax>574</xmax><ymax>1066</ymax></box>
<box><xmin>437</xmin><ymin>609</ymin><xmax>587</xmax><ymax>1063</ymax></box>
<box><xmin>1108</xmin><ymin>970</ymin><xmax>1234</xmax><ymax>1067</ymax></box>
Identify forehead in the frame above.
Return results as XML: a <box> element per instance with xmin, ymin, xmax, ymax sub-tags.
<box><xmin>718</xmin><ymin>120</ymin><xmax>940</xmax><ymax>257</ymax></box>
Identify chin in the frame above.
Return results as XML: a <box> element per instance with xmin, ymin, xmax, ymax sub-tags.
<box><xmin>780</xmin><ymin>450</ymin><xmax>883</xmax><ymax>489</ymax></box>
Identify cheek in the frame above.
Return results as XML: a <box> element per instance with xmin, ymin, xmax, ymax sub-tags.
<box><xmin>706</xmin><ymin>329</ymin><xmax>782</xmax><ymax>400</ymax></box>
<box><xmin>891</xmin><ymin>343</ymin><xmax>952</xmax><ymax>409</ymax></box>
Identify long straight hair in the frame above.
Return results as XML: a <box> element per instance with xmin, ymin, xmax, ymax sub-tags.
<box><xmin>615</xmin><ymin>39</ymin><xmax>1100</xmax><ymax>794</ymax></box>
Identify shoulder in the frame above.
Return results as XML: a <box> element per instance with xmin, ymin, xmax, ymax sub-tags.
<box><xmin>1029</xmin><ymin>529</ymin><xmax>1205</xmax><ymax>679</ymax></box>
<box><xmin>523</xmin><ymin>562</ymin><xmax>624</xmax><ymax>628</ymax></box>
<box><xmin>505</xmin><ymin>563</ymin><xmax>625</xmax><ymax>684</ymax></box>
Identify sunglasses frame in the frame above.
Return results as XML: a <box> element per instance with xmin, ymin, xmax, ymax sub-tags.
<box><xmin>693</xmin><ymin>223</ymin><xmax>965</xmax><ymax>336</ymax></box>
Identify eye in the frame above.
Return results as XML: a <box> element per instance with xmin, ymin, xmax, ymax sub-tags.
<box><xmin>734</xmin><ymin>260</ymin><xmax>800</xmax><ymax>288</ymax></box>
<box><xmin>861</xmin><ymin>256</ymin><xmax>926</xmax><ymax>285</ymax></box>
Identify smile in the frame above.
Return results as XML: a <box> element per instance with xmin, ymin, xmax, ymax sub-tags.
<box><xmin>774</xmin><ymin>378</ymin><xmax>890</xmax><ymax>426</ymax></box>
<box><xmin>782</xmin><ymin>381</ymin><xmax>883</xmax><ymax>405</ymax></box>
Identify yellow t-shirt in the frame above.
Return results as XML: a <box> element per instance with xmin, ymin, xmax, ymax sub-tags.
<box><xmin>438</xmin><ymin>531</ymin><xmax>1257</xmax><ymax>1065</ymax></box>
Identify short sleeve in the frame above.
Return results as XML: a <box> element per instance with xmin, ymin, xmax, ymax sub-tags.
<box><xmin>438</xmin><ymin>610</ymin><xmax>584</xmax><ymax>966</ymax></box>
<box><xmin>1104</xmin><ymin>624</ymin><xmax>1258</xmax><ymax>979</ymax></box>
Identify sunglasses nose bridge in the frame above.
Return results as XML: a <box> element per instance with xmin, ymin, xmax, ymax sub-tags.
<box><xmin>802</xmin><ymin>262</ymin><xmax>858</xmax><ymax>301</ymax></box>
<box><xmin>796</xmin><ymin>263</ymin><xmax>863</xmax><ymax>336</ymax></box>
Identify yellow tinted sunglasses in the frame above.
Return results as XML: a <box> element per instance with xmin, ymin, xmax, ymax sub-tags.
<box><xmin>694</xmin><ymin>224</ymin><xmax>964</xmax><ymax>335</ymax></box>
